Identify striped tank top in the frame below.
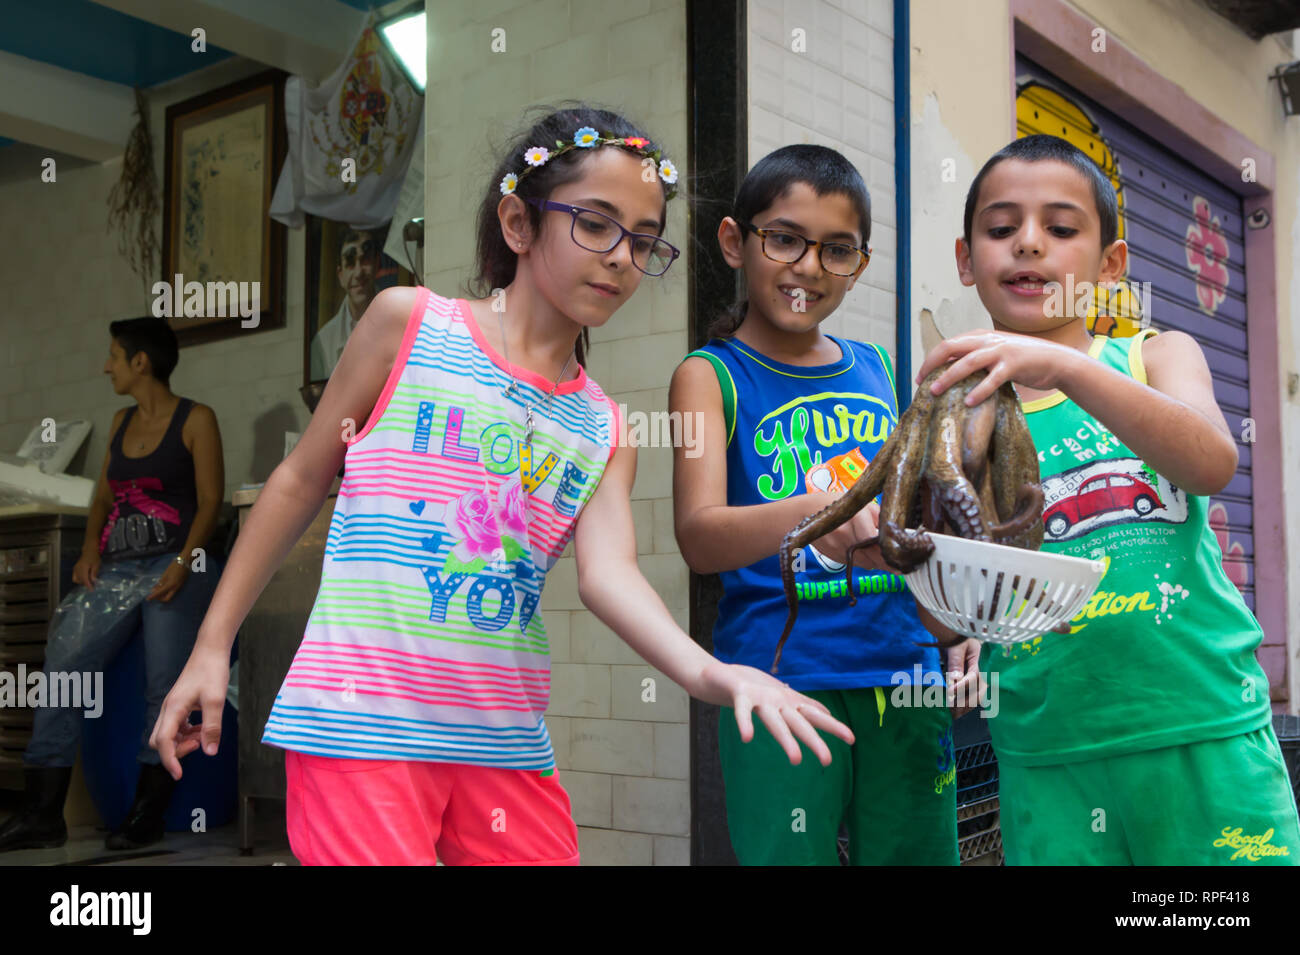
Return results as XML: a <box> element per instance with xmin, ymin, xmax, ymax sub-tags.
<box><xmin>262</xmin><ymin>289</ymin><xmax>618</xmax><ymax>770</ymax></box>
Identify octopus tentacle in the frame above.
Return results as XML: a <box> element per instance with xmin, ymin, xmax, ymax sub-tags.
<box><xmin>774</xmin><ymin>377</ymin><xmax>942</xmax><ymax>672</ymax></box>
<box><xmin>960</xmin><ymin>395</ymin><xmax>998</xmax><ymax>488</ymax></box>
<box><xmin>908</xmin><ymin>487</ymin><xmax>925</xmax><ymax>529</ymax></box>
<box><xmin>975</xmin><ymin>465</ymin><xmax>999</xmax><ymax>533</ymax></box>
<box><xmin>773</xmin><ymin>433</ymin><xmax>901</xmax><ymax>673</ymax></box>
<box><xmin>990</xmin><ymin>384</ymin><xmax>1044</xmax><ymax>549</ymax></box>
<box><xmin>775</xmin><ymin>365</ymin><xmax>1049</xmax><ymax>671</ymax></box>
<box><xmin>875</xmin><ymin>389</ymin><xmax>939</xmax><ymax>572</ymax></box>
<box><xmin>989</xmin><ymin>386</ymin><xmax>1022</xmax><ymax>523</ymax></box>
<box><xmin>843</xmin><ymin>534</ymin><xmax>881</xmax><ymax>607</ymax></box>
<box><xmin>924</xmin><ymin>392</ymin><xmax>991</xmax><ymax>542</ymax></box>
<box><xmin>921</xmin><ymin>478</ymin><xmax>946</xmax><ymax>533</ymax></box>
<box><xmin>989</xmin><ymin>483</ymin><xmax>1045</xmax><ymax>541</ymax></box>
<box><xmin>881</xmin><ymin>519</ymin><xmax>935</xmax><ymax>575</ymax></box>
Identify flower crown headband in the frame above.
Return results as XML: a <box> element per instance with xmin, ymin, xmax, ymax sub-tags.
<box><xmin>500</xmin><ymin>126</ymin><xmax>679</xmax><ymax>201</ymax></box>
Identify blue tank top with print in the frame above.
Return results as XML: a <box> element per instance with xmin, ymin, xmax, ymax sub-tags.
<box><xmin>689</xmin><ymin>336</ymin><xmax>941</xmax><ymax>690</ymax></box>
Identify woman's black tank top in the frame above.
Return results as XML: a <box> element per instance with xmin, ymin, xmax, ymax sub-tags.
<box><xmin>99</xmin><ymin>397</ymin><xmax>198</xmax><ymax>561</ymax></box>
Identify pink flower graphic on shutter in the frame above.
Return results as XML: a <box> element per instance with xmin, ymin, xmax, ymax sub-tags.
<box><xmin>1208</xmin><ymin>501</ymin><xmax>1247</xmax><ymax>593</ymax></box>
<box><xmin>1185</xmin><ymin>196</ymin><xmax>1229</xmax><ymax>315</ymax></box>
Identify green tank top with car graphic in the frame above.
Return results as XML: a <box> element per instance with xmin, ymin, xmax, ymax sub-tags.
<box><xmin>980</xmin><ymin>329</ymin><xmax>1272</xmax><ymax>766</ymax></box>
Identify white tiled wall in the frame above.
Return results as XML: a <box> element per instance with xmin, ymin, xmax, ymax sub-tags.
<box><xmin>1</xmin><ymin>0</ymin><xmax>898</xmax><ymax>868</ymax></box>
<box><xmin>0</xmin><ymin>57</ymin><xmax>313</xmax><ymax>501</ymax></box>
<box><xmin>423</xmin><ymin>0</ymin><xmax>691</xmax><ymax>865</ymax></box>
<box><xmin>747</xmin><ymin>0</ymin><xmax>897</xmax><ymax>354</ymax></box>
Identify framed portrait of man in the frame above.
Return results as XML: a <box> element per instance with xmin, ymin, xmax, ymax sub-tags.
<box><xmin>303</xmin><ymin>216</ymin><xmax>415</xmax><ymax>385</ymax></box>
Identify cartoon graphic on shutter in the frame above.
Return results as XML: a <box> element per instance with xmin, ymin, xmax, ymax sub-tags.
<box><xmin>1015</xmin><ymin>80</ymin><xmax>1146</xmax><ymax>338</ymax></box>
<box><xmin>1013</xmin><ymin>55</ymin><xmax>1273</xmax><ymax>692</ymax></box>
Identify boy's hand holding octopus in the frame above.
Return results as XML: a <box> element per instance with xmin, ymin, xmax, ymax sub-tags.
<box><xmin>812</xmin><ymin>499</ymin><xmax>888</xmax><ymax>572</ymax></box>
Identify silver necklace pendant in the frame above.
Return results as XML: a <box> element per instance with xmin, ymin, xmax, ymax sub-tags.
<box><xmin>496</xmin><ymin>308</ymin><xmax>572</xmax><ymax>452</ymax></box>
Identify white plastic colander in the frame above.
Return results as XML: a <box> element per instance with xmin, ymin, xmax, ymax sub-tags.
<box><xmin>904</xmin><ymin>535</ymin><xmax>1106</xmax><ymax>645</ymax></box>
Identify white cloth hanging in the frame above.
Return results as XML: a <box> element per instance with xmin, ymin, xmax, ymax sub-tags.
<box><xmin>270</xmin><ymin>13</ymin><xmax>424</xmax><ymax>230</ymax></box>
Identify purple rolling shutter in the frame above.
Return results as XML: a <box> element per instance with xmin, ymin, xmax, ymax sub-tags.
<box><xmin>1014</xmin><ymin>55</ymin><xmax>1257</xmax><ymax>616</ymax></box>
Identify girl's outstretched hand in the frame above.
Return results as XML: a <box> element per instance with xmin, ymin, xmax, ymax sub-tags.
<box><xmin>696</xmin><ymin>659</ymin><xmax>855</xmax><ymax>767</ymax></box>
<box><xmin>150</xmin><ymin>644</ymin><xmax>231</xmax><ymax>780</ymax></box>
<box><xmin>914</xmin><ymin>330</ymin><xmax>1084</xmax><ymax>406</ymax></box>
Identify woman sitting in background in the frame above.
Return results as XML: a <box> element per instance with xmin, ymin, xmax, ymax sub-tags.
<box><xmin>0</xmin><ymin>316</ymin><xmax>225</xmax><ymax>852</ymax></box>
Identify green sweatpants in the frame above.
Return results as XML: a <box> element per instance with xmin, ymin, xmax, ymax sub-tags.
<box><xmin>998</xmin><ymin>725</ymin><xmax>1300</xmax><ymax>865</ymax></box>
<box><xmin>718</xmin><ymin>687</ymin><xmax>959</xmax><ymax>865</ymax></box>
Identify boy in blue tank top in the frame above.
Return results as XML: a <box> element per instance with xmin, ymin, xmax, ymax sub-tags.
<box><xmin>671</xmin><ymin>146</ymin><xmax>971</xmax><ymax>865</ymax></box>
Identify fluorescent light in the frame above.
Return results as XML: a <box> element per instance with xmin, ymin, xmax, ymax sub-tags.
<box><xmin>379</xmin><ymin>9</ymin><xmax>426</xmax><ymax>93</ymax></box>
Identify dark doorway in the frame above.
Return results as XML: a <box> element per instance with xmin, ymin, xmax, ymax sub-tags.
<box><xmin>686</xmin><ymin>0</ymin><xmax>747</xmax><ymax>866</ymax></box>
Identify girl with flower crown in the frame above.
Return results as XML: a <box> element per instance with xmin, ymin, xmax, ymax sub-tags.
<box><xmin>149</xmin><ymin>106</ymin><xmax>854</xmax><ymax>865</ymax></box>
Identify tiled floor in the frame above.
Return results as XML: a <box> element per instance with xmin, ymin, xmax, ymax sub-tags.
<box><xmin>0</xmin><ymin>820</ymin><xmax>298</xmax><ymax>866</ymax></box>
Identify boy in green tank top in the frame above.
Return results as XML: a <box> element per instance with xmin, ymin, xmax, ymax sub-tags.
<box><xmin>914</xmin><ymin>134</ymin><xmax>1298</xmax><ymax>865</ymax></box>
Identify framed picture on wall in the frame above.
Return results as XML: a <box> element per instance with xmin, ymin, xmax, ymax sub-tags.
<box><xmin>304</xmin><ymin>215</ymin><xmax>415</xmax><ymax>387</ymax></box>
<box><xmin>162</xmin><ymin>69</ymin><xmax>287</xmax><ymax>346</ymax></box>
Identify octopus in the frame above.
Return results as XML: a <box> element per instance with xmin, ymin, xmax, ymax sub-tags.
<box><xmin>771</xmin><ymin>367</ymin><xmax>1047</xmax><ymax>672</ymax></box>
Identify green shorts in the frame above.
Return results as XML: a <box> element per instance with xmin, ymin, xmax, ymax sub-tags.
<box><xmin>717</xmin><ymin>687</ymin><xmax>959</xmax><ymax>866</ymax></box>
<box><xmin>998</xmin><ymin>725</ymin><xmax>1300</xmax><ymax>865</ymax></box>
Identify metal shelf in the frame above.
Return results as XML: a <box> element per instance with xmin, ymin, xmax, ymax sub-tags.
<box><xmin>0</xmin><ymin>512</ymin><xmax>85</xmax><ymax>790</ymax></box>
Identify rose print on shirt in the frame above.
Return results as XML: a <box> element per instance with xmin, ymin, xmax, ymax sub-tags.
<box><xmin>441</xmin><ymin>479</ymin><xmax>529</xmax><ymax>574</ymax></box>
<box><xmin>497</xmin><ymin>476</ymin><xmax>529</xmax><ymax>542</ymax></box>
<box><xmin>1185</xmin><ymin>196</ymin><xmax>1229</xmax><ymax>315</ymax></box>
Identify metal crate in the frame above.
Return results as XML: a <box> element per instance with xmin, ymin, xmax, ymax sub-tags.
<box><xmin>0</xmin><ymin>514</ymin><xmax>84</xmax><ymax>788</ymax></box>
<box><xmin>957</xmin><ymin>794</ymin><xmax>1002</xmax><ymax>864</ymax></box>
<box><xmin>954</xmin><ymin>713</ymin><xmax>1003</xmax><ymax>865</ymax></box>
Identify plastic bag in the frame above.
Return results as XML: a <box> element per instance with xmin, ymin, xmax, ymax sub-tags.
<box><xmin>45</xmin><ymin>564</ymin><xmax>160</xmax><ymax>662</ymax></box>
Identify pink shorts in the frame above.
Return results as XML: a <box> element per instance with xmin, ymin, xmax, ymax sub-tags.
<box><xmin>285</xmin><ymin>751</ymin><xmax>581</xmax><ymax>866</ymax></box>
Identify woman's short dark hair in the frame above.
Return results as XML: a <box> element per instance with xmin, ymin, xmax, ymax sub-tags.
<box><xmin>109</xmin><ymin>316</ymin><xmax>179</xmax><ymax>386</ymax></box>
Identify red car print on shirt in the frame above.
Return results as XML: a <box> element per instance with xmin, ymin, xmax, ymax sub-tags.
<box><xmin>1043</xmin><ymin>471</ymin><xmax>1160</xmax><ymax>540</ymax></box>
